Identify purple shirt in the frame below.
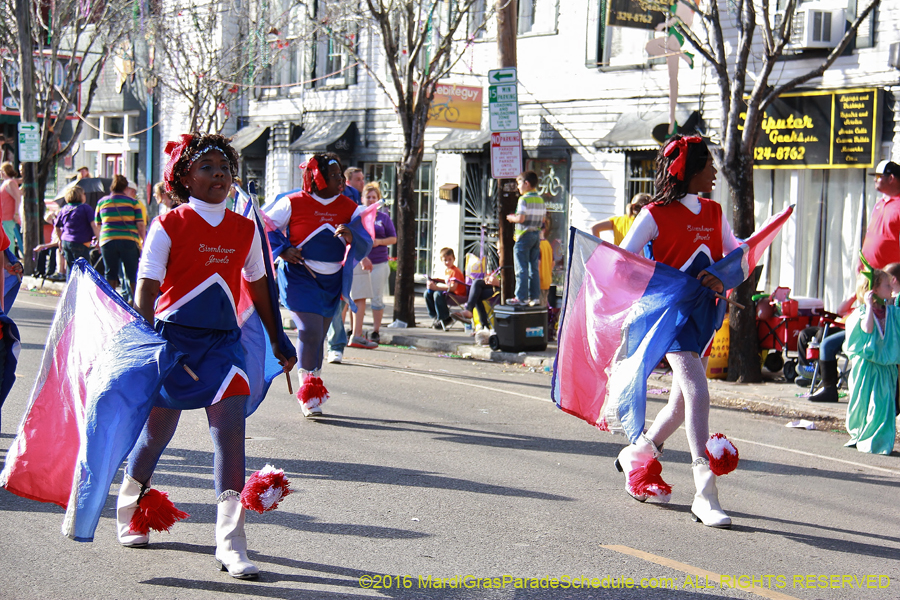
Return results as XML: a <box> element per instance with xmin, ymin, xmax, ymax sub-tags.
<box><xmin>369</xmin><ymin>210</ymin><xmax>396</xmax><ymax>264</ymax></box>
<box><xmin>55</xmin><ymin>202</ymin><xmax>95</xmax><ymax>243</ymax></box>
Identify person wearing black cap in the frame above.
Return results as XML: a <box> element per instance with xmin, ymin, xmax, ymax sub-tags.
<box><xmin>810</xmin><ymin>159</ymin><xmax>900</xmax><ymax>402</ymax></box>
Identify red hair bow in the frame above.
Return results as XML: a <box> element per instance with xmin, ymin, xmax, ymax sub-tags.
<box><xmin>663</xmin><ymin>135</ymin><xmax>703</xmax><ymax>181</ymax></box>
<box><xmin>301</xmin><ymin>157</ymin><xmax>327</xmax><ymax>192</ymax></box>
<box><xmin>163</xmin><ymin>134</ymin><xmax>195</xmax><ymax>192</ymax></box>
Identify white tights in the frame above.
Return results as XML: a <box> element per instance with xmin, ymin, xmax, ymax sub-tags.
<box><xmin>645</xmin><ymin>351</ymin><xmax>710</xmax><ymax>460</ymax></box>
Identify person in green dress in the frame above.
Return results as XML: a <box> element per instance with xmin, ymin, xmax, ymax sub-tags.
<box><xmin>844</xmin><ymin>268</ymin><xmax>898</xmax><ymax>455</ymax></box>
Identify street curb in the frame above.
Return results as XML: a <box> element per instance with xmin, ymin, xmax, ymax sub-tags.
<box><xmin>380</xmin><ymin>331</ymin><xmax>554</xmax><ymax>369</ymax></box>
<box><xmin>22</xmin><ymin>275</ymin><xmax>65</xmax><ymax>293</ymax></box>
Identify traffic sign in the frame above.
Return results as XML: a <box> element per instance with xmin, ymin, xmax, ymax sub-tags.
<box><xmin>18</xmin><ymin>121</ymin><xmax>40</xmax><ymax>163</ymax></box>
<box><xmin>488</xmin><ymin>68</ymin><xmax>516</xmax><ymax>85</ymax></box>
<box><xmin>490</xmin><ymin>131</ymin><xmax>522</xmax><ymax>179</ymax></box>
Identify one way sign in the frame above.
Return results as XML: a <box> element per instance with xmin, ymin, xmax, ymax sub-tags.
<box><xmin>487</xmin><ymin>68</ymin><xmax>516</xmax><ymax>85</ymax></box>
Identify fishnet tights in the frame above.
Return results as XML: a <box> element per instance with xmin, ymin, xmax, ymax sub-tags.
<box><xmin>126</xmin><ymin>394</ymin><xmax>248</xmax><ymax>497</ymax></box>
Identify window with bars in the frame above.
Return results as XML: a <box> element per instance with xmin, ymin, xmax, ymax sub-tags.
<box><xmin>626</xmin><ymin>151</ymin><xmax>657</xmax><ymax>207</ymax></box>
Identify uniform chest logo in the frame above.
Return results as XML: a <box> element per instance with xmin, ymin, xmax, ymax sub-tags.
<box><xmin>199</xmin><ymin>243</ymin><xmax>236</xmax><ymax>266</ymax></box>
<box><xmin>686</xmin><ymin>224</ymin><xmax>714</xmax><ymax>245</ymax></box>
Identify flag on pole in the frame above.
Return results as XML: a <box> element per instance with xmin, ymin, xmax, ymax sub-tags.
<box><xmin>235</xmin><ymin>183</ymin><xmax>297</xmax><ymax>416</ymax></box>
<box><xmin>0</xmin><ymin>260</ymin><xmax>184</xmax><ymax>541</ymax></box>
<box><xmin>551</xmin><ymin>205</ymin><xmax>794</xmax><ymax>442</ymax></box>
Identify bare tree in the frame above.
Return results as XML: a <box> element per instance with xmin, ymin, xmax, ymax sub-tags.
<box><xmin>322</xmin><ymin>0</ymin><xmax>496</xmax><ymax>326</ymax></box>
<box><xmin>677</xmin><ymin>0</ymin><xmax>880</xmax><ymax>382</ymax></box>
<box><xmin>0</xmin><ymin>0</ymin><xmax>132</xmax><ymax>273</ymax></box>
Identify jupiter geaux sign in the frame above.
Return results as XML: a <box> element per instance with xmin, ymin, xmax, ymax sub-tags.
<box><xmin>741</xmin><ymin>88</ymin><xmax>880</xmax><ymax>169</ymax></box>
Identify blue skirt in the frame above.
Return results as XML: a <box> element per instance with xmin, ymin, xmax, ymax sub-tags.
<box><xmin>155</xmin><ymin>321</ymin><xmax>246</xmax><ymax>410</ymax></box>
<box><xmin>277</xmin><ymin>262</ymin><xmax>343</xmax><ymax>317</ymax></box>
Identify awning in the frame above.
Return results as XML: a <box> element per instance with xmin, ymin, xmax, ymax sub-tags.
<box><xmin>434</xmin><ymin>129</ymin><xmax>492</xmax><ymax>153</ymax></box>
<box><xmin>230</xmin><ymin>124</ymin><xmax>270</xmax><ymax>153</ymax></box>
<box><xmin>289</xmin><ymin>118</ymin><xmax>357</xmax><ymax>154</ymax></box>
<box><xmin>594</xmin><ymin>108</ymin><xmax>700</xmax><ymax>152</ymax></box>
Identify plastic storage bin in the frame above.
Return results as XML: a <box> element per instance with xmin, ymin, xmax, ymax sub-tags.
<box><xmin>492</xmin><ymin>304</ymin><xmax>548</xmax><ymax>352</ymax></box>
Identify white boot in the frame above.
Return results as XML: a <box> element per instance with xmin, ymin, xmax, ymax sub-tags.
<box><xmin>690</xmin><ymin>458</ymin><xmax>731</xmax><ymax>528</ymax></box>
<box><xmin>116</xmin><ymin>473</ymin><xmax>149</xmax><ymax>547</ymax></box>
<box><xmin>297</xmin><ymin>369</ymin><xmax>326</xmax><ymax>417</ymax></box>
<box><xmin>614</xmin><ymin>434</ymin><xmax>669</xmax><ymax>502</ymax></box>
<box><xmin>215</xmin><ymin>493</ymin><xmax>259</xmax><ymax>579</ymax></box>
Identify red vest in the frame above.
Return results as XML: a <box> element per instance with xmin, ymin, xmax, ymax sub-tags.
<box><xmin>647</xmin><ymin>198</ymin><xmax>723</xmax><ymax>272</ymax></box>
<box><xmin>286</xmin><ymin>191</ymin><xmax>358</xmax><ymax>247</ymax></box>
<box><xmin>155</xmin><ymin>205</ymin><xmax>254</xmax><ymax>330</ymax></box>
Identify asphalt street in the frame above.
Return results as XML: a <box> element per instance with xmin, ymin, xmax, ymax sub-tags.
<box><xmin>0</xmin><ymin>291</ymin><xmax>898</xmax><ymax>600</ymax></box>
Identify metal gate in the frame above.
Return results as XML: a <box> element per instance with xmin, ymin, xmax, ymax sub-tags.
<box><xmin>461</xmin><ymin>159</ymin><xmax>499</xmax><ymax>273</ymax></box>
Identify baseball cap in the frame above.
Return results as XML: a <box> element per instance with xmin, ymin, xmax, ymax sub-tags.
<box><xmin>869</xmin><ymin>160</ymin><xmax>900</xmax><ymax>177</ymax></box>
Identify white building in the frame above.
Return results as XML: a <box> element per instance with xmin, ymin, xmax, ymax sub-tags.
<box><xmin>159</xmin><ymin>0</ymin><xmax>900</xmax><ymax>311</ymax></box>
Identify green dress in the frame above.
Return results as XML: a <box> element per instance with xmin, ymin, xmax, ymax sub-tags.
<box><xmin>844</xmin><ymin>305</ymin><xmax>898</xmax><ymax>455</ymax></box>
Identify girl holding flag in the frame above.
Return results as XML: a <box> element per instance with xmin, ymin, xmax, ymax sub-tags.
<box><xmin>263</xmin><ymin>153</ymin><xmax>374</xmax><ymax>417</ymax></box>
<box><xmin>616</xmin><ymin>134</ymin><xmax>741</xmax><ymax>528</ymax></box>
<box><xmin>121</xmin><ymin>133</ymin><xmax>296</xmax><ymax>578</ymax></box>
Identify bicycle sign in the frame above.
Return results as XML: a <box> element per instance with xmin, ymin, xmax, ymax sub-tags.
<box><xmin>426</xmin><ymin>83</ymin><xmax>482</xmax><ymax>130</ymax></box>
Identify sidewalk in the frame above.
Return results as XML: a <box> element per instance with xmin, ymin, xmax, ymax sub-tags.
<box><xmin>23</xmin><ymin>275</ymin><xmax>850</xmax><ymax>428</ymax></box>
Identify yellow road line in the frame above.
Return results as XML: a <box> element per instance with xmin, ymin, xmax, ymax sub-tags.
<box><xmin>601</xmin><ymin>545</ymin><xmax>801</xmax><ymax>600</ymax></box>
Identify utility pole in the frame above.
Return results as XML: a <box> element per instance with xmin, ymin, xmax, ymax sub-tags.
<box><xmin>15</xmin><ymin>0</ymin><xmax>40</xmax><ymax>275</ymax></box>
<box><xmin>495</xmin><ymin>0</ymin><xmax>517</xmax><ymax>301</ymax></box>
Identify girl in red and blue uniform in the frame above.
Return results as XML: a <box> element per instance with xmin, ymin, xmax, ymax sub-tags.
<box><xmin>263</xmin><ymin>153</ymin><xmax>372</xmax><ymax>417</ymax></box>
<box><xmin>116</xmin><ymin>133</ymin><xmax>295</xmax><ymax>579</ymax></box>
<box><xmin>617</xmin><ymin>135</ymin><xmax>741</xmax><ymax>528</ymax></box>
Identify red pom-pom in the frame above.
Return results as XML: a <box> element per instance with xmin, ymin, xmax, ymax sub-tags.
<box><xmin>706</xmin><ymin>433</ymin><xmax>739</xmax><ymax>476</ymax></box>
<box><xmin>241</xmin><ymin>465</ymin><xmax>294</xmax><ymax>513</ymax></box>
<box><xmin>298</xmin><ymin>375</ymin><xmax>329</xmax><ymax>409</ymax></box>
<box><xmin>129</xmin><ymin>489</ymin><xmax>189</xmax><ymax>535</ymax></box>
<box><xmin>627</xmin><ymin>458</ymin><xmax>672</xmax><ymax>502</ymax></box>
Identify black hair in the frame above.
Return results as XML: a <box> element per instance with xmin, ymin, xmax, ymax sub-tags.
<box><xmin>167</xmin><ymin>133</ymin><xmax>238</xmax><ymax>204</ymax></box>
<box><xmin>304</xmin><ymin>152</ymin><xmax>344</xmax><ymax>196</ymax></box>
<box><xmin>652</xmin><ymin>134</ymin><xmax>711</xmax><ymax>206</ymax></box>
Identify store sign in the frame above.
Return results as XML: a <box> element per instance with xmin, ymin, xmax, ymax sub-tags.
<box><xmin>426</xmin><ymin>83</ymin><xmax>483</xmax><ymax>131</ymax></box>
<box><xmin>743</xmin><ymin>88</ymin><xmax>880</xmax><ymax>169</ymax></box>
<box><xmin>0</xmin><ymin>53</ymin><xmax>81</xmax><ymax>119</ymax></box>
<box><xmin>607</xmin><ymin>0</ymin><xmax>669</xmax><ymax>30</ymax></box>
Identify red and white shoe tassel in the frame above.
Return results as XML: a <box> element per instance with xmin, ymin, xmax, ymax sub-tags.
<box><xmin>297</xmin><ymin>371</ymin><xmax>328</xmax><ymax>410</ymax></box>
<box><xmin>627</xmin><ymin>458</ymin><xmax>672</xmax><ymax>503</ymax></box>
<box><xmin>241</xmin><ymin>465</ymin><xmax>294</xmax><ymax>513</ymax></box>
<box><xmin>705</xmin><ymin>433</ymin><xmax>739</xmax><ymax>476</ymax></box>
<box><xmin>129</xmin><ymin>489</ymin><xmax>190</xmax><ymax>535</ymax></box>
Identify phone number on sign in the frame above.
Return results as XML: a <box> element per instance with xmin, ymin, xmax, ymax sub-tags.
<box><xmin>754</xmin><ymin>146</ymin><xmax>807</xmax><ymax>161</ymax></box>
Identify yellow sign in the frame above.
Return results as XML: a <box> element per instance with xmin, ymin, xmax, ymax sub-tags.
<box><xmin>427</xmin><ymin>83</ymin><xmax>483</xmax><ymax>130</ymax></box>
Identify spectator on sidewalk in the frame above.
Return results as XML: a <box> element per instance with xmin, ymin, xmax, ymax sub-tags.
<box><xmin>811</xmin><ymin>160</ymin><xmax>900</xmax><ymax>402</ymax></box>
<box><xmin>53</xmin><ymin>186</ymin><xmax>95</xmax><ymax>280</ymax></box>
<box><xmin>325</xmin><ymin>167</ymin><xmax>366</xmax><ymax>363</ymax></box>
<box><xmin>506</xmin><ymin>171</ymin><xmax>545</xmax><ymax>305</ymax></box>
<box><xmin>349</xmin><ymin>182</ymin><xmax>395</xmax><ymax>345</ymax></box>
<box><xmin>93</xmin><ymin>175</ymin><xmax>146</xmax><ymax>302</ymax></box>
<box><xmin>424</xmin><ymin>247</ymin><xmax>465</xmax><ymax>331</ymax></box>
<box><xmin>0</xmin><ymin>162</ymin><xmax>23</xmax><ymax>257</ymax></box>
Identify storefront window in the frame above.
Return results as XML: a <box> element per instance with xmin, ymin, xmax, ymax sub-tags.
<box><xmin>526</xmin><ymin>157</ymin><xmax>568</xmax><ymax>287</ymax></box>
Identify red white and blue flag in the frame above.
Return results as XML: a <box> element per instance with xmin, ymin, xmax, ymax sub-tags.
<box><xmin>551</xmin><ymin>205</ymin><xmax>794</xmax><ymax>442</ymax></box>
<box><xmin>235</xmin><ymin>184</ymin><xmax>297</xmax><ymax>416</ymax></box>
<box><xmin>0</xmin><ymin>260</ymin><xmax>184</xmax><ymax>541</ymax></box>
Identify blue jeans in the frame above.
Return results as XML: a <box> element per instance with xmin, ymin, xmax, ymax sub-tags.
<box><xmin>821</xmin><ymin>330</ymin><xmax>844</xmax><ymax>361</ymax></box>
<box><xmin>61</xmin><ymin>241</ymin><xmax>91</xmax><ymax>280</ymax></box>
<box><xmin>513</xmin><ymin>229</ymin><xmax>541</xmax><ymax>302</ymax></box>
<box><xmin>326</xmin><ymin>299</ymin><xmax>348</xmax><ymax>352</ymax></box>
<box><xmin>99</xmin><ymin>239</ymin><xmax>139</xmax><ymax>299</ymax></box>
<box><xmin>424</xmin><ymin>289</ymin><xmax>450</xmax><ymax>321</ymax></box>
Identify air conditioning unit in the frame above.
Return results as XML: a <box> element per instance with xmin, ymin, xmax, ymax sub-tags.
<box><xmin>788</xmin><ymin>7</ymin><xmax>845</xmax><ymax>49</ymax></box>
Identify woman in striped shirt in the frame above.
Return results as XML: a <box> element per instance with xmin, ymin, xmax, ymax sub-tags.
<box><xmin>93</xmin><ymin>174</ymin><xmax>145</xmax><ymax>300</ymax></box>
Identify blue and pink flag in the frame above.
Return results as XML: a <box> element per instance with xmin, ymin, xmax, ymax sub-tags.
<box><xmin>236</xmin><ymin>184</ymin><xmax>297</xmax><ymax>416</ymax></box>
<box><xmin>0</xmin><ymin>260</ymin><xmax>184</xmax><ymax>541</ymax></box>
<box><xmin>551</xmin><ymin>205</ymin><xmax>793</xmax><ymax>442</ymax></box>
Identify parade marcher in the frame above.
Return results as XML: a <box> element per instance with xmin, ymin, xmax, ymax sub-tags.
<box><xmin>843</xmin><ymin>262</ymin><xmax>898</xmax><ymax>454</ymax></box>
<box><xmin>121</xmin><ymin>133</ymin><xmax>295</xmax><ymax>579</ymax></box>
<box><xmin>263</xmin><ymin>153</ymin><xmax>373</xmax><ymax>417</ymax></box>
<box><xmin>617</xmin><ymin>134</ymin><xmax>742</xmax><ymax>528</ymax></box>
